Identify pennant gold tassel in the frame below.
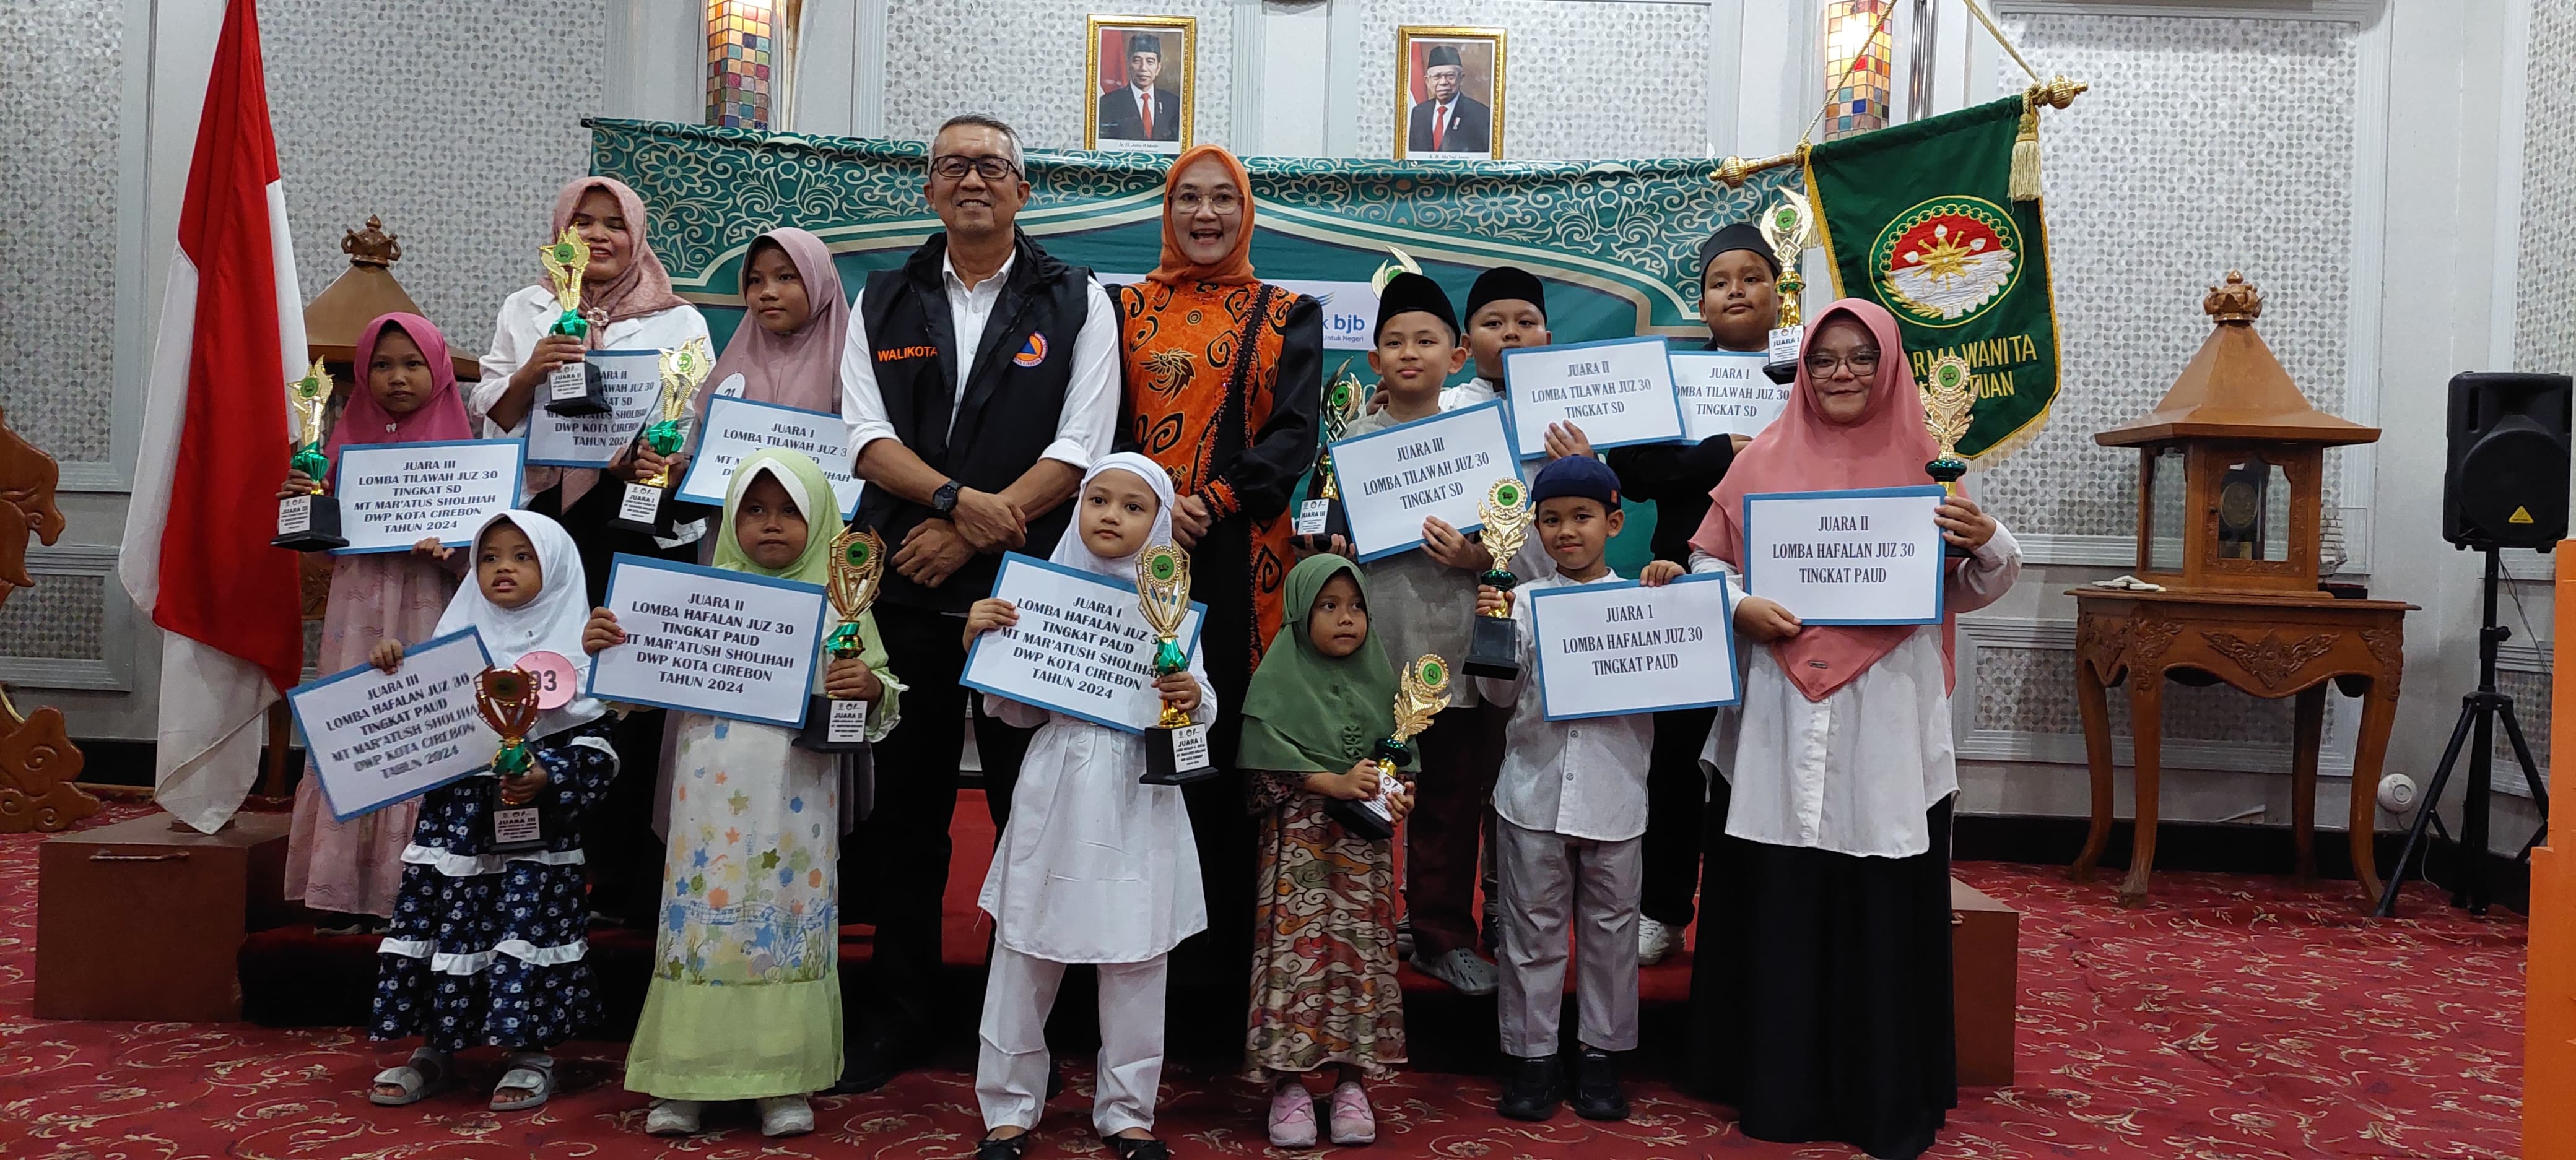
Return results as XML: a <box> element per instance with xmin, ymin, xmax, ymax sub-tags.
<box><xmin>2011</xmin><ymin>76</ymin><xmax>2090</xmax><ymax>202</ymax></box>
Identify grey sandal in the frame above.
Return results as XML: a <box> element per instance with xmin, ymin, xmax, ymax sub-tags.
<box><xmin>490</xmin><ymin>1053</ymin><xmax>554</xmax><ymax>1112</ymax></box>
<box><xmin>368</xmin><ymin>1048</ymin><xmax>456</xmax><ymax>1107</ymax></box>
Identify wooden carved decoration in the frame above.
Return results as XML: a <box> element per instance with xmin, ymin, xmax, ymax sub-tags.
<box><xmin>2201</xmin><ymin>630</ymin><xmax>2339</xmax><ymax>691</ymax></box>
<box><xmin>0</xmin><ymin>405</ymin><xmax>98</xmax><ymax>833</ymax></box>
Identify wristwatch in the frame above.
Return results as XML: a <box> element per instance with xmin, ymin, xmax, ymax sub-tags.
<box><xmin>931</xmin><ymin>480</ymin><xmax>962</xmax><ymax>516</ymax></box>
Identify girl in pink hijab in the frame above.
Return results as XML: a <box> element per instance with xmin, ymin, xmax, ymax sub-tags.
<box><xmin>279</xmin><ymin>313</ymin><xmax>475</xmax><ymax>931</ymax></box>
<box><xmin>1679</xmin><ymin>299</ymin><xmax>2020</xmax><ymax>1160</ymax></box>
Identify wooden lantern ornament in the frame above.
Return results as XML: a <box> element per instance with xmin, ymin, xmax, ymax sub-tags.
<box><xmin>2097</xmin><ymin>272</ymin><xmax>2377</xmax><ymax>594</ymax></box>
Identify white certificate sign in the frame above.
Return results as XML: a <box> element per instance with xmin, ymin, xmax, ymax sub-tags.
<box><xmin>330</xmin><ymin>439</ymin><xmax>526</xmax><ymax>555</ymax></box>
<box><xmin>588</xmin><ymin>554</ymin><xmax>828</xmax><ymax>727</ymax></box>
<box><xmin>1670</xmin><ymin>350</ymin><xmax>1792</xmax><ymax>441</ymax></box>
<box><xmin>1500</xmin><ymin>337</ymin><xmax>1684</xmax><ymax>454</ymax></box>
<box><xmin>1741</xmin><ymin>485</ymin><xmax>1947</xmax><ymax>626</ymax></box>
<box><xmin>674</xmin><ymin>396</ymin><xmax>861</xmax><ymax>517</ymax></box>
<box><xmin>527</xmin><ymin>349</ymin><xmax>663</xmax><ymax>468</ymax></box>
<box><xmin>1327</xmin><ymin>400</ymin><xmax>1522</xmax><ymax>563</ymax></box>
<box><xmin>288</xmin><ymin>629</ymin><xmax>499</xmax><ymax>821</ymax></box>
<box><xmin>960</xmin><ymin>553</ymin><xmax>1207</xmax><ymax>734</ymax></box>
<box><xmin>1530</xmin><ymin>573</ymin><xmax>1739</xmax><ymax>721</ymax></box>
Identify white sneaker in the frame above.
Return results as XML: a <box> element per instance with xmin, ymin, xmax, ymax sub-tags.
<box><xmin>1411</xmin><ymin>946</ymin><xmax>1500</xmax><ymax>996</ymax></box>
<box><xmin>645</xmin><ymin>1098</ymin><xmax>703</xmax><ymax>1136</ymax></box>
<box><xmin>757</xmin><ymin>1094</ymin><xmax>816</xmax><ymax>1138</ymax></box>
<box><xmin>1637</xmin><ymin>917</ymin><xmax>1676</xmax><ymax>966</ymax></box>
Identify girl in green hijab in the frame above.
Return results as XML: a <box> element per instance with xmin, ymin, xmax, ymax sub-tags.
<box><xmin>593</xmin><ymin>448</ymin><xmax>902</xmax><ymax>1138</ymax></box>
<box><xmin>1240</xmin><ymin>554</ymin><xmax>1419</xmax><ymax>1148</ymax></box>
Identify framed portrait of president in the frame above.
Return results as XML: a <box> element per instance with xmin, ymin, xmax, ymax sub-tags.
<box><xmin>1086</xmin><ymin>15</ymin><xmax>1196</xmax><ymax>154</ymax></box>
<box><xmin>1395</xmin><ymin>26</ymin><xmax>1506</xmax><ymax>162</ymax></box>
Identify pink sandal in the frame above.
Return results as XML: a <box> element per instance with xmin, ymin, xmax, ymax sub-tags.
<box><xmin>1329</xmin><ymin>1081</ymin><xmax>1376</xmax><ymax>1146</ymax></box>
<box><xmin>1268</xmin><ymin>1079</ymin><xmax>1318</xmax><ymax>1148</ymax></box>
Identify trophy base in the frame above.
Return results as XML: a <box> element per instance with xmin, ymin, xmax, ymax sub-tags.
<box><xmin>1293</xmin><ymin>493</ymin><xmax>1353</xmax><ymax>554</ymax></box>
<box><xmin>1141</xmin><ymin>722</ymin><xmax>1219</xmax><ymax>785</ymax></box>
<box><xmin>273</xmin><ymin>493</ymin><xmax>348</xmax><ymax>552</ymax></box>
<box><xmin>1927</xmin><ymin>462</ymin><xmax>1971</xmax><ymax>558</ymax></box>
<box><xmin>1324</xmin><ymin>795</ymin><xmax>1396</xmax><ymax>842</ymax></box>
<box><xmin>486</xmin><ymin>781</ymin><xmax>548</xmax><ymax>855</ymax></box>
<box><xmin>1464</xmin><ymin>610</ymin><xmax>1521</xmax><ymax>680</ymax></box>
<box><xmin>1765</xmin><ymin>324</ymin><xmax>1804</xmax><ymax>384</ymax></box>
<box><xmin>1763</xmin><ymin>358</ymin><xmax>1799</xmax><ymax>385</ymax></box>
<box><xmin>794</xmin><ymin>695</ymin><xmax>876</xmax><ymax>753</ymax></box>
<box><xmin>607</xmin><ymin>481</ymin><xmax>677</xmax><ymax>537</ymax></box>
<box><xmin>542</xmin><ymin>361</ymin><xmax>611</xmax><ymax>416</ymax></box>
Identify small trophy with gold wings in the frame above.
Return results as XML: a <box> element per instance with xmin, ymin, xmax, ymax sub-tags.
<box><xmin>798</xmin><ymin>527</ymin><xmax>887</xmax><ymax>753</ymax></box>
<box><xmin>1297</xmin><ymin>360</ymin><xmax>1367</xmax><ymax>553</ymax></box>
<box><xmin>1463</xmin><ymin>479</ymin><xmax>1532</xmax><ymax>680</ymax></box>
<box><xmin>1758</xmin><ymin>192</ymin><xmax>1818</xmax><ymax>385</ymax></box>
<box><xmin>274</xmin><ymin>360</ymin><xmax>349</xmax><ymax>552</ymax></box>
<box><xmin>539</xmin><ymin>227</ymin><xmax>612</xmax><ymax>415</ymax></box>
<box><xmin>1135</xmin><ymin>543</ymin><xmax>1216</xmax><ymax>785</ymax></box>
<box><xmin>1922</xmin><ymin>352</ymin><xmax>1977</xmax><ymax>558</ymax></box>
<box><xmin>1329</xmin><ymin>654</ymin><xmax>1450</xmax><ymax>841</ymax></box>
<box><xmin>476</xmin><ymin>666</ymin><xmax>548</xmax><ymax>854</ymax></box>
<box><xmin>611</xmin><ymin>337</ymin><xmax>715</xmax><ymax>537</ymax></box>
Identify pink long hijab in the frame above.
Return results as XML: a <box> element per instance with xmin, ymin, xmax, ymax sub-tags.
<box><xmin>699</xmin><ymin>227</ymin><xmax>848</xmax><ymax>418</ymax></box>
<box><xmin>1690</xmin><ymin>298</ymin><xmax>1954</xmax><ymax>701</ymax></box>
<box><xmin>547</xmin><ymin>176</ymin><xmax>687</xmax><ymax>344</ymax></box>
<box><xmin>326</xmin><ymin>313</ymin><xmax>472</xmax><ymax>461</ymax></box>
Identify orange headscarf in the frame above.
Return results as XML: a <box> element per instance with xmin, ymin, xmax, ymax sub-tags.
<box><xmin>1145</xmin><ymin>145</ymin><xmax>1258</xmax><ymax>287</ymax></box>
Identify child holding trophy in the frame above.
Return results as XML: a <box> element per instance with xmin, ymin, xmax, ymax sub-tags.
<box><xmin>1238</xmin><ymin>554</ymin><xmax>1435</xmax><ymax>1148</ymax></box>
<box><xmin>279</xmin><ymin>314</ymin><xmax>474</xmax><ymax>936</ymax></box>
<box><xmin>958</xmin><ymin>453</ymin><xmax>1210</xmax><ymax>1160</ymax></box>
<box><xmin>367</xmin><ymin>511</ymin><xmax>620</xmax><ymax>1114</ymax></box>
<box><xmin>593</xmin><ymin>449</ymin><xmax>900</xmax><ymax>1138</ymax></box>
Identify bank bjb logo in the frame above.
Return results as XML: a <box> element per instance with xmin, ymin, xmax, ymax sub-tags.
<box><xmin>1868</xmin><ymin>196</ymin><xmax>2021</xmax><ymax>328</ymax></box>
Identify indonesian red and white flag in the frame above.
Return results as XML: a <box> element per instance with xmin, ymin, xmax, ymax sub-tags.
<box><xmin>117</xmin><ymin>0</ymin><xmax>308</xmax><ymax>834</ymax></box>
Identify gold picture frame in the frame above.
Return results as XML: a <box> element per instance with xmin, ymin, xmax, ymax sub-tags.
<box><xmin>1394</xmin><ymin>25</ymin><xmax>1507</xmax><ymax>161</ymax></box>
<box><xmin>1086</xmin><ymin>15</ymin><xmax>1197</xmax><ymax>154</ymax></box>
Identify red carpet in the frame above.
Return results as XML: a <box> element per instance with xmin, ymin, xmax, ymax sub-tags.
<box><xmin>2</xmin><ymin>800</ymin><xmax>2526</xmax><ymax>1158</ymax></box>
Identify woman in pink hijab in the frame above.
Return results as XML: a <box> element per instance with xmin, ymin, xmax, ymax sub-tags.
<box><xmin>1678</xmin><ymin>299</ymin><xmax>2020</xmax><ymax>1160</ymax></box>
<box><xmin>278</xmin><ymin>314</ymin><xmax>476</xmax><ymax>932</ymax></box>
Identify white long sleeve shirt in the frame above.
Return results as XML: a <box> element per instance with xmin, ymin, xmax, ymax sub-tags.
<box><xmin>1475</xmin><ymin>568</ymin><xmax>1657</xmax><ymax>842</ymax></box>
<box><xmin>1690</xmin><ymin>521</ymin><xmax>2022</xmax><ymax>858</ymax></box>
<box><xmin>836</xmin><ymin>253</ymin><xmax>1119</xmax><ymax>475</ymax></box>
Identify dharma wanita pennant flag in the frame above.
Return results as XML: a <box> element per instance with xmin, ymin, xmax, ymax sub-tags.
<box><xmin>1806</xmin><ymin>95</ymin><xmax>2061</xmax><ymax>462</ymax></box>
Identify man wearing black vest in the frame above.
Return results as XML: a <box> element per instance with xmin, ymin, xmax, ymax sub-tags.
<box><xmin>836</xmin><ymin>113</ymin><xmax>1120</xmax><ymax>1091</ymax></box>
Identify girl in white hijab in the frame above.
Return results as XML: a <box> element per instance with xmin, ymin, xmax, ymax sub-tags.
<box><xmin>960</xmin><ymin>452</ymin><xmax>1212</xmax><ymax>1160</ymax></box>
<box><xmin>366</xmin><ymin>511</ymin><xmax>620</xmax><ymax>1115</ymax></box>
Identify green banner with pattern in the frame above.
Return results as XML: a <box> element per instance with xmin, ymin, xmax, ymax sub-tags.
<box><xmin>1806</xmin><ymin>97</ymin><xmax>2061</xmax><ymax>461</ymax></box>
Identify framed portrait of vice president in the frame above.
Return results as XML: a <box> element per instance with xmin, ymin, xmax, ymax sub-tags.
<box><xmin>1087</xmin><ymin>15</ymin><xmax>1196</xmax><ymax>154</ymax></box>
<box><xmin>1395</xmin><ymin>26</ymin><xmax>1506</xmax><ymax>161</ymax></box>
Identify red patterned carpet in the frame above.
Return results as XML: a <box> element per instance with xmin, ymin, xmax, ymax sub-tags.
<box><xmin>0</xmin><ymin>802</ymin><xmax>2526</xmax><ymax>1159</ymax></box>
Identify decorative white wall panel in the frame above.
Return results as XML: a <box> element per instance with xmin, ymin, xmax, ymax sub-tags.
<box><xmin>0</xmin><ymin>0</ymin><xmax>123</xmax><ymax>463</ymax></box>
<box><xmin>881</xmin><ymin>0</ymin><xmax>1235</xmax><ymax>150</ymax></box>
<box><xmin>2515</xmin><ymin>1</ymin><xmax>2576</xmax><ymax>371</ymax></box>
<box><xmin>1352</xmin><ymin>0</ymin><xmax>1711</xmax><ymax>160</ymax></box>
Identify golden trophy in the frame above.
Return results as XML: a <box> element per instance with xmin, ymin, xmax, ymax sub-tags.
<box><xmin>539</xmin><ymin>227</ymin><xmax>611</xmax><ymax>415</ymax></box>
<box><xmin>1463</xmin><ymin>478</ymin><xmax>1533</xmax><ymax>680</ymax></box>
<box><xmin>1135</xmin><ymin>542</ymin><xmax>1215</xmax><ymax>784</ymax></box>
<box><xmin>1296</xmin><ymin>360</ymin><xmax>1367</xmax><ymax>552</ymax></box>
<box><xmin>1328</xmin><ymin>653</ymin><xmax>1450</xmax><ymax>841</ymax></box>
<box><xmin>1757</xmin><ymin>191</ymin><xmax>1819</xmax><ymax>384</ymax></box>
<box><xmin>475</xmin><ymin>666</ymin><xmax>547</xmax><ymax>854</ymax></box>
<box><xmin>274</xmin><ymin>360</ymin><xmax>347</xmax><ymax>551</ymax></box>
<box><xmin>1923</xmin><ymin>352</ymin><xmax>1977</xmax><ymax>558</ymax></box>
<box><xmin>798</xmin><ymin>527</ymin><xmax>887</xmax><ymax>753</ymax></box>
<box><xmin>611</xmin><ymin>337</ymin><xmax>715</xmax><ymax>537</ymax></box>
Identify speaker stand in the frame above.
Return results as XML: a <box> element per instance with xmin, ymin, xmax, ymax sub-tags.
<box><xmin>2375</xmin><ymin>546</ymin><xmax>2552</xmax><ymax>917</ymax></box>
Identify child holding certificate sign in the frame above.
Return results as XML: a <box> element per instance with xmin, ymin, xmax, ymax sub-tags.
<box><xmin>1681</xmin><ymin>301</ymin><xmax>2019</xmax><ymax>1160</ymax></box>
<box><xmin>1240</xmin><ymin>555</ymin><xmax>1421</xmax><ymax>1149</ymax></box>
<box><xmin>281</xmin><ymin>313</ymin><xmax>474</xmax><ymax>935</ymax></box>
<box><xmin>959</xmin><ymin>454</ymin><xmax>1210</xmax><ymax>1160</ymax></box>
<box><xmin>1472</xmin><ymin>456</ymin><xmax>1664</xmax><ymax>1123</ymax></box>
<box><xmin>368</xmin><ymin>511</ymin><xmax>620</xmax><ymax>1114</ymax></box>
<box><xmin>600</xmin><ymin>449</ymin><xmax>900</xmax><ymax>1139</ymax></box>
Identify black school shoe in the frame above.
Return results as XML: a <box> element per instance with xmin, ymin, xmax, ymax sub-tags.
<box><xmin>1495</xmin><ymin>1054</ymin><xmax>1564</xmax><ymax>1122</ymax></box>
<box><xmin>831</xmin><ymin>1029</ymin><xmax>906</xmax><ymax>1094</ymax></box>
<box><xmin>1572</xmin><ymin>1046</ymin><xmax>1630</xmax><ymax>1121</ymax></box>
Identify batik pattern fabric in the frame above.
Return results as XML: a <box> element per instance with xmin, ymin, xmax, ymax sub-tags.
<box><xmin>371</xmin><ymin>721</ymin><xmax>619</xmax><ymax>1053</ymax></box>
<box><xmin>1243</xmin><ymin>742</ymin><xmax>1407</xmax><ymax>1080</ymax></box>
<box><xmin>1116</xmin><ymin>279</ymin><xmax>1318</xmax><ymax>673</ymax></box>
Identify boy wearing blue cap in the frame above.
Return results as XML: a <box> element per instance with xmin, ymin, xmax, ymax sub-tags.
<box><xmin>1473</xmin><ymin>456</ymin><xmax>1674</xmax><ymax>1123</ymax></box>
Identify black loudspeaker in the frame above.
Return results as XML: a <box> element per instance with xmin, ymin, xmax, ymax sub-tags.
<box><xmin>2444</xmin><ymin>371</ymin><xmax>2572</xmax><ymax>550</ymax></box>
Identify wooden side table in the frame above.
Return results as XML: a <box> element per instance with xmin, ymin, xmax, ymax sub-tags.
<box><xmin>2068</xmin><ymin>588</ymin><xmax>2413</xmax><ymax>904</ymax></box>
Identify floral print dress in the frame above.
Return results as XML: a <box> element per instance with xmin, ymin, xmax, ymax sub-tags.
<box><xmin>1243</xmin><ymin>721</ymin><xmax>1407</xmax><ymax>1080</ymax></box>
<box><xmin>372</xmin><ymin>721</ymin><xmax>619</xmax><ymax>1052</ymax></box>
